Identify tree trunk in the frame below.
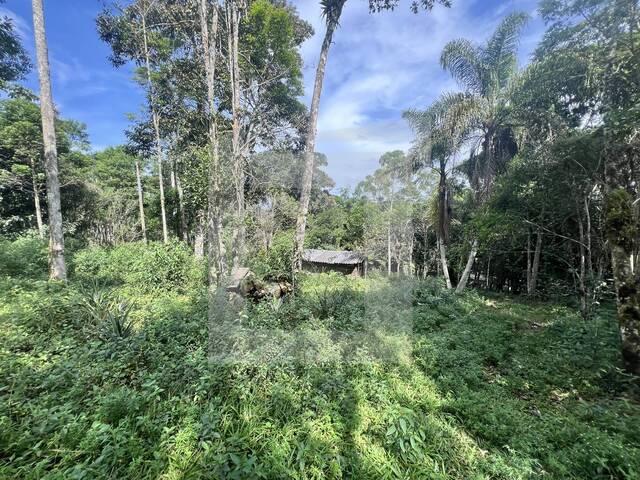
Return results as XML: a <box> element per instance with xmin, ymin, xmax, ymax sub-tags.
<box><xmin>456</xmin><ymin>238</ymin><xmax>478</xmax><ymax>294</ymax></box>
<box><xmin>604</xmin><ymin>186</ymin><xmax>640</xmax><ymax>374</ymax></box>
<box><xmin>529</xmin><ymin>229</ymin><xmax>543</xmax><ymax>294</ymax></box>
<box><xmin>227</xmin><ymin>0</ymin><xmax>245</xmax><ymax>269</ymax></box>
<box><xmin>292</xmin><ymin>5</ymin><xmax>344</xmax><ymax>272</ymax></box>
<box><xmin>199</xmin><ymin>0</ymin><xmax>224</xmax><ymax>288</ymax></box>
<box><xmin>30</xmin><ymin>157</ymin><xmax>44</xmax><ymax>238</ymax></box>
<box><xmin>526</xmin><ymin>229</ymin><xmax>532</xmax><ymax>294</ymax></box>
<box><xmin>577</xmin><ymin>199</ymin><xmax>589</xmax><ymax>316</ymax></box>
<box><xmin>485</xmin><ymin>256</ymin><xmax>491</xmax><ymax>289</ymax></box>
<box><xmin>141</xmin><ymin>10</ymin><xmax>169</xmax><ymax>244</ymax></box>
<box><xmin>176</xmin><ymin>171</ymin><xmax>187</xmax><ymax>242</ymax></box>
<box><xmin>32</xmin><ymin>0</ymin><xmax>66</xmax><ymax>281</ymax></box>
<box><xmin>438</xmin><ymin>237</ymin><xmax>452</xmax><ymax>289</ymax></box>
<box><xmin>194</xmin><ymin>209</ymin><xmax>205</xmax><ymax>258</ymax></box>
<box><xmin>387</xmin><ymin>222</ymin><xmax>392</xmax><ymax>276</ymax></box>
<box><xmin>135</xmin><ymin>159</ymin><xmax>147</xmax><ymax>244</ymax></box>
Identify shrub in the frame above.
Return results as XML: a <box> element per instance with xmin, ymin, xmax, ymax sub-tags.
<box><xmin>0</xmin><ymin>233</ymin><xmax>48</xmax><ymax>278</ymax></box>
<box><xmin>72</xmin><ymin>241</ymin><xmax>204</xmax><ymax>294</ymax></box>
<box><xmin>249</xmin><ymin>230</ymin><xmax>294</xmax><ymax>280</ymax></box>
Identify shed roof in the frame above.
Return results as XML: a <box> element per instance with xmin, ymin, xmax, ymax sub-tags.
<box><xmin>302</xmin><ymin>249</ymin><xmax>365</xmax><ymax>265</ymax></box>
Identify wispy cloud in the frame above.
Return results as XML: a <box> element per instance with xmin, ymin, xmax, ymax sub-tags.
<box><xmin>292</xmin><ymin>0</ymin><xmax>544</xmax><ymax>189</ymax></box>
<box><xmin>0</xmin><ymin>6</ymin><xmax>31</xmax><ymax>42</ymax></box>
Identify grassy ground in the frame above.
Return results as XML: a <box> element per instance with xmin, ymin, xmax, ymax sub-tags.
<box><xmin>1</xmin><ymin>262</ymin><xmax>639</xmax><ymax>478</ymax></box>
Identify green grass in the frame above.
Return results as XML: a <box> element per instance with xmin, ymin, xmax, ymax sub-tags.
<box><xmin>1</xmin><ymin>266</ymin><xmax>639</xmax><ymax>479</ymax></box>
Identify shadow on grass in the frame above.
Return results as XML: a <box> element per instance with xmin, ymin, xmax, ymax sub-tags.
<box><xmin>2</xmin><ymin>275</ymin><xmax>639</xmax><ymax>479</ymax></box>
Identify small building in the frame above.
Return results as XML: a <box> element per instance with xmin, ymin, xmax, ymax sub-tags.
<box><xmin>302</xmin><ymin>249</ymin><xmax>366</xmax><ymax>277</ymax></box>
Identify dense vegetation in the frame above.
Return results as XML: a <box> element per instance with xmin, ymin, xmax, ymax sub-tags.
<box><xmin>2</xmin><ymin>239</ymin><xmax>639</xmax><ymax>479</ymax></box>
<box><xmin>1</xmin><ymin>0</ymin><xmax>640</xmax><ymax>478</ymax></box>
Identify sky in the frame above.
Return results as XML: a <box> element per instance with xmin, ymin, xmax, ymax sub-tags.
<box><xmin>2</xmin><ymin>0</ymin><xmax>546</xmax><ymax>189</ymax></box>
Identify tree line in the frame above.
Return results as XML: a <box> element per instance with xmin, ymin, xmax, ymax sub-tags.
<box><xmin>0</xmin><ymin>0</ymin><xmax>639</xmax><ymax>374</ymax></box>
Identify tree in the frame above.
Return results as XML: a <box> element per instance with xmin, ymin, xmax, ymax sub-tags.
<box><xmin>530</xmin><ymin>0</ymin><xmax>640</xmax><ymax>373</ymax></box>
<box><xmin>418</xmin><ymin>12</ymin><xmax>528</xmax><ymax>292</ymax></box>
<box><xmin>199</xmin><ymin>0</ymin><xmax>225</xmax><ymax>289</ymax></box>
<box><xmin>405</xmin><ymin>92</ymin><xmax>475</xmax><ymax>288</ymax></box>
<box><xmin>0</xmin><ymin>0</ymin><xmax>30</xmax><ymax>88</ymax></box>
<box><xmin>31</xmin><ymin>0</ymin><xmax>66</xmax><ymax>281</ymax></box>
<box><xmin>97</xmin><ymin>0</ymin><xmax>173</xmax><ymax>243</ymax></box>
<box><xmin>292</xmin><ymin>0</ymin><xmax>452</xmax><ymax>273</ymax></box>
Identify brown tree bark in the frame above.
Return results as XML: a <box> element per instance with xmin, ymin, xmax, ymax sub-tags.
<box><xmin>292</xmin><ymin>2</ymin><xmax>345</xmax><ymax>272</ymax></box>
<box><xmin>605</xmin><ymin>184</ymin><xmax>640</xmax><ymax>375</ymax></box>
<box><xmin>32</xmin><ymin>0</ymin><xmax>66</xmax><ymax>281</ymax></box>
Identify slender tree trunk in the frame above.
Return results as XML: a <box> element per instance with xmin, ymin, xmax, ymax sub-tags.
<box><xmin>30</xmin><ymin>158</ymin><xmax>45</xmax><ymax>238</ymax></box>
<box><xmin>456</xmin><ymin>238</ymin><xmax>478</xmax><ymax>294</ymax></box>
<box><xmin>604</xmin><ymin>182</ymin><xmax>640</xmax><ymax>374</ymax></box>
<box><xmin>32</xmin><ymin>0</ymin><xmax>66</xmax><ymax>281</ymax></box>
<box><xmin>529</xmin><ymin>229</ymin><xmax>543</xmax><ymax>294</ymax></box>
<box><xmin>293</xmin><ymin>5</ymin><xmax>344</xmax><ymax>272</ymax></box>
<box><xmin>200</xmin><ymin>0</ymin><xmax>224</xmax><ymax>288</ymax></box>
<box><xmin>170</xmin><ymin>158</ymin><xmax>176</xmax><ymax>189</ymax></box>
<box><xmin>526</xmin><ymin>229</ymin><xmax>532</xmax><ymax>293</ymax></box>
<box><xmin>141</xmin><ymin>10</ymin><xmax>168</xmax><ymax>244</ymax></box>
<box><xmin>227</xmin><ymin>0</ymin><xmax>245</xmax><ymax>269</ymax></box>
<box><xmin>577</xmin><ymin>203</ymin><xmax>588</xmax><ymax>316</ymax></box>
<box><xmin>584</xmin><ymin>195</ymin><xmax>593</xmax><ymax>278</ymax></box>
<box><xmin>485</xmin><ymin>256</ymin><xmax>491</xmax><ymax>289</ymax></box>
<box><xmin>438</xmin><ymin>237</ymin><xmax>452</xmax><ymax>289</ymax></box>
<box><xmin>135</xmin><ymin>159</ymin><xmax>147</xmax><ymax>244</ymax></box>
<box><xmin>194</xmin><ymin>209</ymin><xmax>205</xmax><ymax>258</ymax></box>
<box><xmin>176</xmin><ymin>171</ymin><xmax>187</xmax><ymax>242</ymax></box>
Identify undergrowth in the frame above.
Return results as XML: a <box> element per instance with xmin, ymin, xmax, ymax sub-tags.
<box><xmin>0</xmin><ymin>240</ymin><xmax>639</xmax><ymax>479</ymax></box>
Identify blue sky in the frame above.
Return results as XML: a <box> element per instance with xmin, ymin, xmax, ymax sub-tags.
<box><xmin>2</xmin><ymin>0</ymin><xmax>545</xmax><ymax>188</ymax></box>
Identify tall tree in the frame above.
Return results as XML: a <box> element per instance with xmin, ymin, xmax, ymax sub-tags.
<box><xmin>405</xmin><ymin>92</ymin><xmax>476</xmax><ymax>289</ymax></box>
<box><xmin>435</xmin><ymin>12</ymin><xmax>528</xmax><ymax>292</ymax></box>
<box><xmin>530</xmin><ymin>0</ymin><xmax>640</xmax><ymax>373</ymax></box>
<box><xmin>293</xmin><ymin>0</ymin><xmax>452</xmax><ymax>272</ymax></box>
<box><xmin>199</xmin><ymin>0</ymin><xmax>225</xmax><ymax>288</ymax></box>
<box><xmin>97</xmin><ymin>0</ymin><xmax>172</xmax><ymax>243</ymax></box>
<box><xmin>226</xmin><ymin>0</ymin><xmax>245</xmax><ymax>268</ymax></box>
<box><xmin>31</xmin><ymin>0</ymin><xmax>66</xmax><ymax>281</ymax></box>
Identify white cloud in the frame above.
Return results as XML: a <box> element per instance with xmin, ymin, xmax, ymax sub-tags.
<box><xmin>0</xmin><ymin>6</ymin><xmax>31</xmax><ymax>42</ymax></box>
<box><xmin>292</xmin><ymin>0</ymin><xmax>544</xmax><ymax>189</ymax></box>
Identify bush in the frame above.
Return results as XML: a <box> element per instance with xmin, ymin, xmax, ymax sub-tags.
<box><xmin>249</xmin><ymin>230</ymin><xmax>294</xmax><ymax>280</ymax></box>
<box><xmin>72</xmin><ymin>241</ymin><xmax>204</xmax><ymax>294</ymax></box>
<box><xmin>0</xmin><ymin>233</ymin><xmax>48</xmax><ymax>278</ymax></box>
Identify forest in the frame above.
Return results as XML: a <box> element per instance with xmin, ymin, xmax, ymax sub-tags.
<box><xmin>1</xmin><ymin>0</ymin><xmax>639</xmax><ymax>478</ymax></box>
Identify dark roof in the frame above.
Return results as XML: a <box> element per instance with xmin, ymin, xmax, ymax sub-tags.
<box><xmin>302</xmin><ymin>249</ymin><xmax>365</xmax><ymax>265</ymax></box>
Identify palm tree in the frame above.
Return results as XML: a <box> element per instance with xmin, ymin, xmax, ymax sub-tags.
<box><xmin>293</xmin><ymin>0</ymin><xmax>347</xmax><ymax>272</ymax></box>
<box><xmin>438</xmin><ymin>12</ymin><xmax>528</xmax><ymax>292</ymax></box>
<box><xmin>293</xmin><ymin>0</ymin><xmax>452</xmax><ymax>273</ymax></box>
<box><xmin>405</xmin><ymin>92</ymin><xmax>476</xmax><ymax>288</ymax></box>
<box><xmin>32</xmin><ymin>0</ymin><xmax>67</xmax><ymax>281</ymax></box>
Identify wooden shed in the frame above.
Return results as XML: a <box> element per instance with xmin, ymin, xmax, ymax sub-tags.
<box><xmin>302</xmin><ymin>249</ymin><xmax>366</xmax><ymax>277</ymax></box>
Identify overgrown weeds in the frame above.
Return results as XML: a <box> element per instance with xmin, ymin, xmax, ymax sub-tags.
<box><xmin>1</xmin><ymin>248</ymin><xmax>639</xmax><ymax>479</ymax></box>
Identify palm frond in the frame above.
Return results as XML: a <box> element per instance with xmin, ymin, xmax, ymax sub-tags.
<box><xmin>320</xmin><ymin>0</ymin><xmax>347</xmax><ymax>26</ymax></box>
<box><xmin>482</xmin><ymin>12</ymin><xmax>529</xmax><ymax>91</ymax></box>
<box><xmin>440</xmin><ymin>39</ymin><xmax>484</xmax><ymax>93</ymax></box>
<box><xmin>404</xmin><ymin>92</ymin><xmax>484</xmax><ymax>170</ymax></box>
